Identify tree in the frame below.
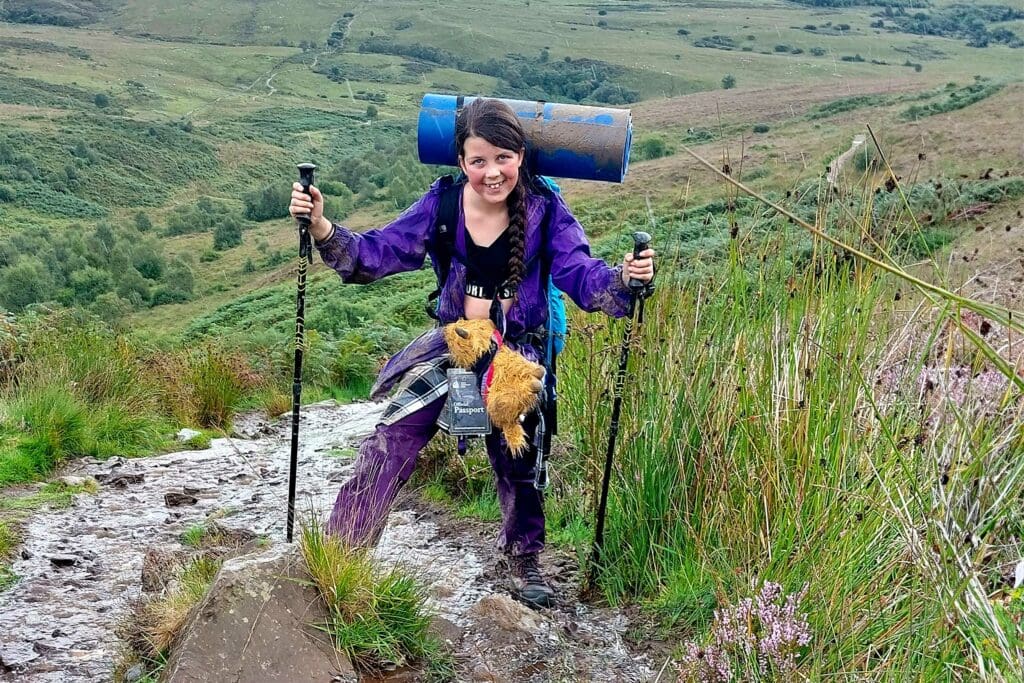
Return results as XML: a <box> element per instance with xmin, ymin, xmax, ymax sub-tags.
<box><xmin>365</xmin><ymin>104</ymin><xmax>378</xmax><ymax>119</ymax></box>
<box><xmin>722</xmin><ymin>74</ymin><xmax>736</xmax><ymax>89</ymax></box>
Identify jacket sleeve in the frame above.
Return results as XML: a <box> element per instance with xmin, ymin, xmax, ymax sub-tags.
<box><xmin>544</xmin><ymin>192</ymin><xmax>632</xmax><ymax>318</ymax></box>
<box><xmin>314</xmin><ymin>184</ymin><xmax>441</xmax><ymax>284</ymax></box>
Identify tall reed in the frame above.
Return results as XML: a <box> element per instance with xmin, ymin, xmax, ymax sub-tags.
<box><xmin>555</xmin><ymin>159</ymin><xmax>1023</xmax><ymax>678</ymax></box>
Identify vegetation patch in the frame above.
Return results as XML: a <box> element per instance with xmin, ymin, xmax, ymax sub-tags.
<box><xmin>0</xmin><ymin>0</ymin><xmax>114</xmax><ymax>27</ymax></box>
<box><xmin>901</xmin><ymin>79</ymin><xmax>1005</xmax><ymax>120</ymax></box>
<box><xmin>883</xmin><ymin>4</ymin><xmax>1024</xmax><ymax>48</ymax></box>
<box><xmin>300</xmin><ymin>523</ymin><xmax>454</xmax><ymax>679</ymax></box>
<box><xmin>0</xmin><ymin>38</ymin><xmax>91</xmax><ymax>60</ymax></box>
<box><xmin>693</xmin><ymin>35</ymin><xmax>737</xmax><ymax>51</ymax></box>
<box><xmin>357</xmin><ymin>38</ymin><xmax>639</xmax><ymax>104</ymax></box>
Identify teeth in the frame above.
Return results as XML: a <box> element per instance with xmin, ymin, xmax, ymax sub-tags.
<box><xmin>486</xmin><ymin>181</ymin><xmax>503</xmax><ymax>189</ymax></box>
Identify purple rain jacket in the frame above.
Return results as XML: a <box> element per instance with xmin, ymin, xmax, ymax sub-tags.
<box><xmin>314</xmin><ymin>177</ymin><xmax>634</xmax><ymax>400</ymax></box>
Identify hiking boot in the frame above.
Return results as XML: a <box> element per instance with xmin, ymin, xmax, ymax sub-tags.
<box><xmin>509</xmin><ymin>553</ymin><xmax>554</xmax><ymax>608</ymax></box>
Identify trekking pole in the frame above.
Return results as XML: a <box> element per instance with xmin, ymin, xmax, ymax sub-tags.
<box><xmin>585</xmin><ymin>231</ymin><xmax>652</xmax><ymax>592</ymax></box>
<box><xmin>287</xmin><ymin>162</ymin><xmax>316</xmax><ymax>543</ymax></box>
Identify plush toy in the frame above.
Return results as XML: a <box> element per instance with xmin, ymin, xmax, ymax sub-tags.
<box><xmin>443</xmin><ymin>319</ymin><xmax>545</xmax><ymax>454</ymax></box>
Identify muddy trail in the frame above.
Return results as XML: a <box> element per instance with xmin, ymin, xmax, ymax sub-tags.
<box><xmin>0</xmin><ymin>401</ymin><xmax>660</xmax><ymax>682</ymax></box>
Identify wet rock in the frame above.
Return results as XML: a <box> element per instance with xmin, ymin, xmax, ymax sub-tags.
<box><xmin>466</xmin><ymin>594</ymin><xmax>546</xmax><ymax>643</ymax></box>
<box><xmin>162</xmin><ymin>543</ymin><xmax>353</xmax><ymax>683</ymax></box>
<box><xmin>164</xmin><ymin>492</ymin><xmax>198</xmax><ymax>507</ymax></box>
<box><xmin>176</xmin><ymin>428</ymin><xmax>202</xmax><ymax>442</ymax></box>
<box><xmin>49</xmin><ymin>555</ymin><xmax>80</xmax><ymax>568</ymax></box>
<box><xmin>97</xmin><ymin>473</ymin><xmax>145</xmax><ymax>488</ymax></box>
<box><xmin>470</xmin><ymin>661</ymin><xmax>507</xmax><ymax>682</ymax></box>
<box><xmin>428</xmin><ymin>616</ymin><xmax>463</xmax><ymax>646</ymax></box>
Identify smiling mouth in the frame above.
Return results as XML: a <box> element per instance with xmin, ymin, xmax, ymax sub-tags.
<box><xmin>485</xmin><ymin>180</ymin><xmax>504</xmax><ymax>190</ymax></box>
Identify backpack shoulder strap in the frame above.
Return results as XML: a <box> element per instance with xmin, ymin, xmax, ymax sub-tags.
<box><xmin>425</xmin><ymin>175</ymin><xmax>462</xmax><ymax>321</ymax></box>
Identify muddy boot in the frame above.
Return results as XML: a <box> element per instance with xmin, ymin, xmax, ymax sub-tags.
<box><xmin>509</xmin><ymin>553</ymin><xmax>554</xmax><ymax>608</ymax></box>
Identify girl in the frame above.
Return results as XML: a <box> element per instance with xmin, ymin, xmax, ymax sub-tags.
<box><xmin>288</xmin><ymin>98</ymin><xmax>654</xmax><ymax>607</ymax></box>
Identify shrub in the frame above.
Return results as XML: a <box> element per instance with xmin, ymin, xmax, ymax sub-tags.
<box><xmin>242</xmin><ymin>185</ymin><xmax>290</xmax><ymax>222</ymax></box>
<box><xmin>93</xmin><ymin>93</ymin><xmax>109</xmax><ymax>108</ymax></box>
<box><xmin>721</xmin><ymin>74</ymin><xmax>736</xmax><ymax>89</ymax></box>
<box><xmin>212</xmin><ymin>217</ymin><xmax>243</xmax><ymax>251</ymax></box>
<box><xmin>0</xmin><ymin>185</ymin><xmax>14</xmax><ymax>202</ymax></box>
<box><xmin>634</xmin><ymin>135</ymin><xmax>671</xmax><ymax>161</ymax></box>
<box><xmin>753</xmin><ymin>123</ymin><xmax>770</xmax><ymax>133</ymax></box>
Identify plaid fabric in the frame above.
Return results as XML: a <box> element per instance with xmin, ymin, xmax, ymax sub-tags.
<box><xmin>379</xmin><ymin>356</ymin><xmax>451</xmax><ymax>426</ymax></box>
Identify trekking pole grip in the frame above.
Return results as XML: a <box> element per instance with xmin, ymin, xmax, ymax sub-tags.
<box><xmin>296</xmin><ymin>162</ymin><xmax>316</xmax><ymax>231</ymax></box>
<box><xmin>629</xmin><ymin>231</ymin><xmax>651</xmax><ymax>291</ymax></box>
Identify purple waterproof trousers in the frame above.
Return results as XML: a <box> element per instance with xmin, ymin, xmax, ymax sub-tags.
<box><xmin>326</xmin><ymin>395</ymin><xmax>545</xmax><ymax>556</ymax></box>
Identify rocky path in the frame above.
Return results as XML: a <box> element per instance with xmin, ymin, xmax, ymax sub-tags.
<box><xmin>0</xmin><ymin>401</ymin><xmax>657</xmax><ymax>682</ymax></box>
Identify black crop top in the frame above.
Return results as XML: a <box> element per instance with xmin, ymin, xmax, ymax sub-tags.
<box><xmin>464</xmin><ymin>228</ymin><xmax>514</xmax><ymax>300</ymax></box>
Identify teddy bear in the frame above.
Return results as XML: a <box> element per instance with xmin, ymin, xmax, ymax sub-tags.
<box><xmin>443</xmin><ymin>319</ymin><xmax>545</xmax><ymax>454</ymax></box>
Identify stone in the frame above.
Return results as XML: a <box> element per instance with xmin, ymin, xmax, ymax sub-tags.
<box><xmin>164</xmin><ymin>492</ymin><xmax>198</xmax><ymax>507</ymax></box>
<box><xmin>163</xmin><ymin>543</ymin><xmax>353</xmax><ymax>683</ymax></box>
<box><xmin>466</xmin><ymin>594</ymin><xmax>546</xmax><ymax>644</ymax></box>
<box><xmin>49</xmin><ymin>555</ymin><xmax>79</xmax><ymax>568</ymax></box>
<box><xmin>471</xmin><ymin>661</ymin><xmax>507</xmax><ymax>682</ymax></box>
<box><xmin>124</xmin><ymin>663</ymin><xmax>145</xmax><ymax>682</ymax></box>
<box><xmin>98</xmin><ymin>473</ymin><xmax>145</xmax><ymax>488</ymax></box>
<box><xmin>58</xmin><ymin>475</ymin><xmax>93</xmax><ymax>488</ymax></box>
<box><xmin>176</xmin><ymin>428</ymin><xmax>202</xmax><ymax>442</ymax></box>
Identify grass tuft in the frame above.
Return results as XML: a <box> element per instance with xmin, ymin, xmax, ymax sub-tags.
<box><xmin>299</xmin><ymin>521</ymin><xmax>452</xmax><ymax>679</ymax></box>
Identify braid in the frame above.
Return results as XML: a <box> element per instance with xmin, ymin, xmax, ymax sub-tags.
<box><xmin>506</xmin><ymin>179</ymin><xmax>527</xmax><ymax>291</ymax></box>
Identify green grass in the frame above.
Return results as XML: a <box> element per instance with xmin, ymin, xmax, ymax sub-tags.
<box><xmin>0</xmin><ymin>519</ymin><xmax>21</xmax><ymax>591</ymax></box>
<box><xmin>545</xmin><ymin>164</ymin><xmax>1024</xmax><ymax>678</ymax></box>
<box><xmin>299</xmin><ymin>522</ymin><xmax>454</xmax><ymax>680</ymax></box>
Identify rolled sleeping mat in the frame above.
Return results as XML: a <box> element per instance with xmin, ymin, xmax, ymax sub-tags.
<box><xmin>417</xmin><ymin>93</ymin><xmax>632</xmax><ymax>183</ymax></box>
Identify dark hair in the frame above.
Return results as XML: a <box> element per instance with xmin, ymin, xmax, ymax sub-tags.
<box><xmin>455</xmin><ymin>98</ymin><xmax>530</xmax><ymax>292</ymax></box>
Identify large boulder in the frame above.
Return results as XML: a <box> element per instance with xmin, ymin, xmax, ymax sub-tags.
<box><xmin>163</xmin><ymin>542</ymin><xmax>355</xmax><ymax>682</ymax></box>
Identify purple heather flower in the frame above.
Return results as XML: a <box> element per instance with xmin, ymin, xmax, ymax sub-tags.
<box><xmin>677</xmin><ymin>582</ymin><xmax>813</xmax><ymax>682</ymax></box>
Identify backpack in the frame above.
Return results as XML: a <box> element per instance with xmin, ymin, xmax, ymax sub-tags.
<box><xmin>426</xmin><ymin>174</ymin><xmax>568</xmax><ymax>363</ymax></box>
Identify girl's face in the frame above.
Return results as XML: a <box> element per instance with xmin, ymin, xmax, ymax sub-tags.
<box><xmin>458</xmin><ymin>136</ymin><xmax>524</xmax><ymax>206</ymax></box>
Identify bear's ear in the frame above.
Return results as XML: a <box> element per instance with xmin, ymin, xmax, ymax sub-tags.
<box><xmin>444</xmin><ymin>318</ymin><xmax>496</xmax><ymax>368</ymax></box>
